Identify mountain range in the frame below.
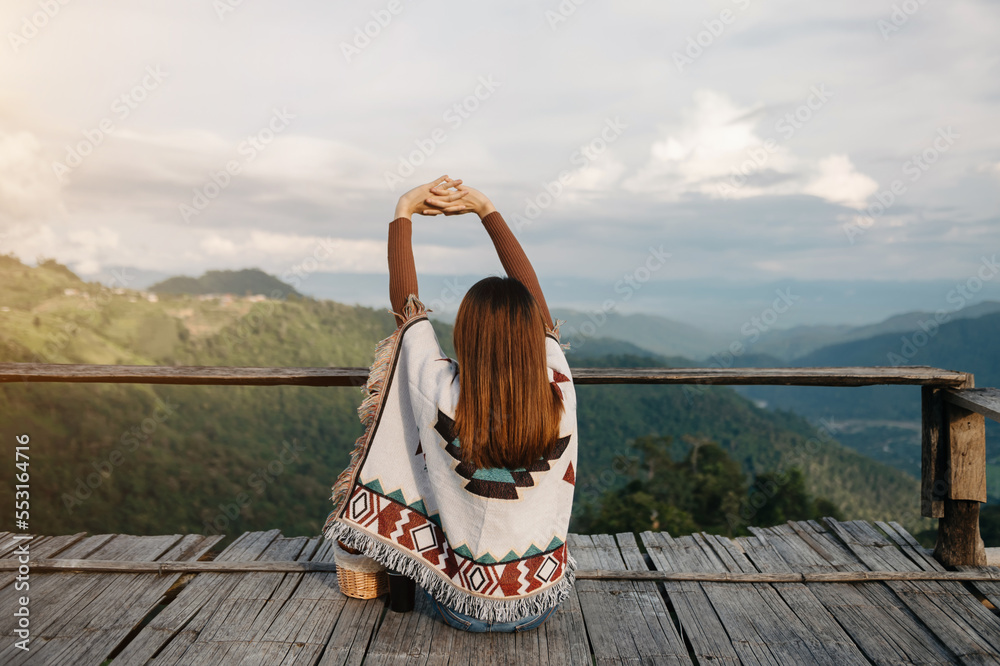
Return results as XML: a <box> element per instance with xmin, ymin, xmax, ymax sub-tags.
<box><xmin>0</xmin><ymin>259</ymin><xmax>938</xmax><ymax>545</ymax></box>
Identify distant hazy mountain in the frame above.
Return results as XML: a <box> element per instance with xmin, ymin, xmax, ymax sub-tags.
<box><xmin>736</xmin><ymin>312</ymin><xmax>1000</xmax><ymax>497</ymax></box>
<box><xmin>562</xmin><ymin>336</ymin><xmax>662</xmax><ymax>359</ymax></box>
<box><xmin>0</xmin><ymin>255</ymin><xmax>934</xmax><ymax>541</ymax></box>
<box><xmin>550</xmin><ymin>308</ymin><xmax>726</xmax><ymax>360</ymax></box>
<box><xmin>750</xmin><ymin>301</ymin><xmax>1000</xmax><ymax>361</ymax></box>
<box><xmin>550</xmin><ymin>301</ymin><xmax>1000</xmax><ymax>364</ymax></box>
<box><xmin>96</xmin><ymin>265</ymin><xmax>172</xmax><ymax>291</ymax></box>
<box><xmin>149</xmin><ymin>269</ymin><xmax>302</xmax><ymax>299</ymax></box>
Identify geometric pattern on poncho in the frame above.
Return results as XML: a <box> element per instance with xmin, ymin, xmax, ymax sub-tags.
<box><xmin>343</xmin><ymin>482</ymin><xmax>569</xmax><ymax>597</ymax></box>
<box><xmin>429</xmin><ymin>363</ymin><xmax>574</xmax><ymax>501</ymax></box>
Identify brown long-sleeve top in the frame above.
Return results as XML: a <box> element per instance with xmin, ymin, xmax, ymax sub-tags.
<box><xmin>388</xmin><ymin>211</ymin><xmax>554</xmax><ymax>331</ymax></box>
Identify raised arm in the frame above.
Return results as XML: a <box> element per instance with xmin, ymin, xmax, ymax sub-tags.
<box><xmin>388</xmin><ymin>217</ymin><xmax>418</xmax><ymax>328</ymax></box>
<box><xmin>389</xmin><ymin>176</ymin><xmax>469</xmax><ymax>328</ymax></box>
<box><xmin>479</xmin><ymin>211</ymin><xmax>554</xmax><ymax>332</ymax></box>
<box><xmin>428</xmin><ymin>184</ymin><xmax>554</xmax><ymax>331</ymax></box>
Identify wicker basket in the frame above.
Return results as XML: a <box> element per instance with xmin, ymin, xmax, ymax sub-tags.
<box><xmin>333</xmin><ymin>539</ymin><xmax>388</xmax><ymax>599</ymax></box>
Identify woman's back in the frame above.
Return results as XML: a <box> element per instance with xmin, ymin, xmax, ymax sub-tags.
<box><xmin>324</xmin><ymin>176</ymin><xmax>578</xmax><ymax>627</ymax></box>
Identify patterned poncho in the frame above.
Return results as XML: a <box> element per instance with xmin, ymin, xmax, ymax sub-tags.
<box><xmin>323</xmin><ymin>295</ymin><xmax>578</xmax><ymax>622</ymax></box>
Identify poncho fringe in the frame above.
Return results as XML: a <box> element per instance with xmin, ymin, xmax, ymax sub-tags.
<box><xmin>324</xmin><ymin>519</ymin><xmax>578</xmax><ymax>623</ymax></box>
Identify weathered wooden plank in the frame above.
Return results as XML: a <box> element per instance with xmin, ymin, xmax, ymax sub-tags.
<box><xmin>937</xmin><ymin>500</ymin><xmax>988</xmax><ymax>566</ymax></box>
<box><xmin>572</xmin><ymin>366</ymin><xmax>973</xmax><ymax>386</ymax></box>
<box><xmin>7</xmin><ymin>556</ymin><xmax>1000</xmax><ymax>582</ymax></box>
<box><xmin>571</xmin><ymin>533</ymin><xmax>647</xmax><ymax>664</ymax></box>
<box><xmin>871</xmin><ymin>520</ymin><xmax>996</xmax><ymax>628</ymax></box>
<box><xmin>0</xmin><ymin>533</ymin><xmax>152</xmax><ymax>647</ymax></box>
<box><xmin>113</xmin><ymin>530</ymin><xmax>283</xmax><ymax>664</ymax></box>
<box><xmin>0</xmin><ymin>558</ymin><xmax>343</xmax><ymax>573</ymax></box>
<box><xmin>570</xmin><ymin>532</ymin><xmax>686</xmax><ymax>664</ymax></box>
<box><xmin>691</xmin><ymin>532</ymin><xmax>847</xmax><ymax>665</ymax></box>
<box><xmin>883</xmin><ymin>519</ymin><xmax>1000</xmax><ymax>613</ymax></box>
<box><xmin>826</xmin><ymin>518</ymin><xmax>1000</xmax><ymax>664</ymax></box>
<box><xmin>656</xmin><ymin>531</ymin><xmax>791</xmax><ymax>665</ymax></box>
<box><xmin>0</xmin><ymin>533</ymin><xmax>188</xmax><ymax>665</ymax></box>
<box><xmin>610</xmin><ymin>533</ymin><xmax>692</xmax><ymax>664</ymax></box>
<box><xmin>251</xmin><ymin>537</ymin><xmax>350</xmax><ymax>663</ymax></box>
<box><xmin>152</xmin><ymin>534</ymin><xmax>315</xmax><ymax>664</ymax></box>
<box><xmin>947</xmin><ymin>402</ymin><xmax>987</xmax><ymax>502</ymax></box>
<box><xmin>33</xmin><ymin>534</ymin><xmax>222</xmax><ymax>665</ymax></box>
<box><xmin>531</xmin><ymin>555</ymin><xmax>592</xmax><ymax>666</ymax></box>
<box><xmin>0</xmin><ymin>532</ymin><xmax>40</xmax><ymax>558</ymax></box>
<box><xmin>0</xmin><ymin>362</ymin><xmax>372</xmax><ymax>387</ymax></box>
<box><xmin>0</xmin><ymin>532</ymin><xmax>88</xmax><ymax>588</ymax></box>
<box><xmin>750</xmin><ymin>522</ymin><xmax>955</xmax><ymax>665</ymax></box>
<box><xmin>923</xmin><ymin>386</ymin><xmax>947</xmax><ymax>518</ymax></box>
<box><xmin>0</xmin><ymin>362</ymin><xmax>972</xmax><ymax>387</ymax></box>
<box><xmin>362</xmin><ymin>588</ymin><xmax>440</xmax><ymax>666</ymax></box>
<box><xmin>594</xmin><ymin>533</ymin><xmax>691</xmax><ymax>664</ymax></box>
<box><xmin>710</xmin><ymin>533</ymin><xmax>869</xmax><ymax>664</ymax></box>
<box><xmin>946</xmin><ymin>388</ymin><xmax>1000</xmax><ymax>424</ymax></box>
<box><xmin>877</xmin><ymin>521</ymin><xmax>946</xmax><ymax>573</ymax></box>
<box><xmin>192</xmin><ymin>536</ymin><xmax>314</xmax><ymax>662</ymax></box>
<box><xmin>639</xmin><ymin>531</ymin><xmax>740</xmax><ymax>665</ymax></box>
<box><xmin>313</xmin><ymin>595</ymin><xmax>384</xmax><ymax>666</ymax></box>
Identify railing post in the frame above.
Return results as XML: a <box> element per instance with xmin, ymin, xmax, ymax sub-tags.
<box><xmin>931</xmin><ymin>375</ymin><xmax>987</xmax><ymax>567</ymax></box>
<box><xmin>921</xmin><ymin>386</ymin><xmax>946</xmax><ymax>519</ymax></box>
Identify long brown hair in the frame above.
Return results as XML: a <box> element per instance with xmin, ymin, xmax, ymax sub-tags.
<box><xmin>452</xmin><ymin>276</ymin><xmax>564</xmax><ymax>470</ymax></box>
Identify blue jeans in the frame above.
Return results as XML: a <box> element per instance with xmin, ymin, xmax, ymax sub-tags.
<box><xmin>422</xmin><ymin>589</ymin><xmax>557</xmax><ymax>632</ymax></box>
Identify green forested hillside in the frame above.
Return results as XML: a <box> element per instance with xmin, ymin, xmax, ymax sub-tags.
<box><xmin>0</xmin><ymin>257</ymin><xmax>934</xmax><ymax>549</ymax></box>
<box><xmin>567</xmin><ymin>353</ymin><xmax>930</xmax><ymax>536</ymax></box>
<box><xmin>742</xmin><ymin>312</ymin><xmax>1000</xmax><ymax>421</ymax></box>
<box><xmin>149</xmin><ymin>268</ymin><xmax>302</xmax><ymax>298</ymax></box>
<box><xmin>736</xmin><ymin>312</ymin><xmax>1000</xmax><ymax>499</ymax></box>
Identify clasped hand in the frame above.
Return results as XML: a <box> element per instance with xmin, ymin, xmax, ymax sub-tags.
<box><xmin>394</xmin><ymin>175</ymin><xmax>496</xmax><ymax>220</ymax></box>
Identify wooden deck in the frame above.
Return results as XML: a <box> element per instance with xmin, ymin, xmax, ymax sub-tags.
<box><xmin>3</xmin><ymin>519</ymin><xmax>1000</xmax><ymax>665</ymax></box>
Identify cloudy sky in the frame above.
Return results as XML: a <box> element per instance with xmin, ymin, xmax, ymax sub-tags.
<box><xmin>2</xmin><ymin>0</ymin><xmax>999</xmax><ymax>327</ymax></box>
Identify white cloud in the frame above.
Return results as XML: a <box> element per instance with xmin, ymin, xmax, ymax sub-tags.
<box><xmin>801</xmin><ymin>154</ymin><xmax>878</xmax><ymax>210</ymax></box>
<box><xmin>200</xmin><ymin>234</ymin><xmax>238</xmax><ymax>256</ymax></box>
<box><xmin>979</xmin><ymin>161</ymin><xmax>1000</xmax><ymax>178</ymax></box>
<box><xmin>181</xmin><ymin>229</ymin><xmax>495</xmax><ymax>275</ymax></box>
<box><xmin>2</xmin><ymin>223</ymin><xmax>119</xmax><ymax>275</ymax></box>
<box><xmin>0</xmin><ymin>1</ymin><xmax>996</xmax><ymax>290</ymax></box>
<box><xmin>622</xmin><ymin>89</ymin><xmax>880</xmax><ymax>210</ymax></box>
<box><xmin>0</xmin><ymin>130</ymin><xmax>64</xmax><ymax>221</ymax></box>
<box><xmin>623</xmin><ymin>89</ymin><xmax>796</xmax><ymax>199</ymax></box>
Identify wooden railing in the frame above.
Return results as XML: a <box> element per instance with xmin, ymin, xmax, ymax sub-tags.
<box><xmin>3</xmin><ymin>362</ymin><xmax>998</xmax><ymax>566</ymax></box>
